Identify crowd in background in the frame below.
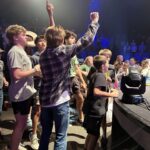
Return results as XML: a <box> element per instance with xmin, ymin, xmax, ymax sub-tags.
<box><xmin>0</xmin><ymin>1</ymin><xmax>149</xmax><ymax>150</ymax></box>
<box><xmin>1</xmin><ymin>20</ymin><xmax>150</xmax><ymax>63</ymax></box>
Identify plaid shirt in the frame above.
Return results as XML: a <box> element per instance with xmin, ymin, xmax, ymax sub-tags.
<box><xmin>39</xmin><ymin>22</ymin><xmax>99</xmax><ymax>106</ymax></box>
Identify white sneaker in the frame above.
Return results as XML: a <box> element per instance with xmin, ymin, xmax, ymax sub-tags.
<box><xmin>18</xmin><ymin>143</ymin><xmax>27</xmax><ymax>150</ymax></box>
<box><xmin>29</xmin><ymin>132</ymin><xmax>39</xmax><ymax>150</ymax></box>
<box><xmin>26</xmin><ymin>117</ymin><xmax>32</xmax><ymax>130</ymax></box>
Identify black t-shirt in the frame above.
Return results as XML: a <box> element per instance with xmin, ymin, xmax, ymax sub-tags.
<box><xmin>83</xmin><ymin>72</ymin><xmax>108</xmax><ymax>118</ymax></box>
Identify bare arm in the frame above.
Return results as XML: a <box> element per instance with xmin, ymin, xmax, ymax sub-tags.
<box><xmin>12</xmin><ymin>64</ymin><xmax>41</xmax><ymax>80</ymax></box>
<box><xmin>94</xmin><ymin>87</ymin><xmax>118</xmax><ymax>98</ymax></box>
<box><xmin>80</xmin><ymin>70</ymin><xmax>88</xmax><ymax>76</ymax></box>
<box><xmin>46</xmin><ymin>0</ymin><xmax>55</xmax><ymax>26</ymax></box>
<box><xmin>69</xmin><ymin>12</ymin><xmax>100</xmax><ymax>57</ymax></box>
<box><xmin>76</xmin><ymin>65</ymin><xmax>87</xmax><ymax>89</ymax></box>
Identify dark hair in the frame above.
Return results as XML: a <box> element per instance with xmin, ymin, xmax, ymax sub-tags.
<box><xmin>94</xmin><ymin>61</ymin><xmax>105</xmax><ymax>70</ymax></box>
<box><xmin>93</xmin><ymin>55</ymin><xmax>106</xmax><ymax>70</ymax></box>
<box><xmin>64</xmin><ymin>30</ymin><xmax>77</xmax><ymax>41</ymax></box>
<box><xmin>34</xmin><ymin>35</ymin><xmax>45</xmax><ymax>45</ymax></box>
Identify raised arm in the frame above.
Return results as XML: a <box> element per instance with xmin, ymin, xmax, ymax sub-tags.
<box><xmin>46</xmin><ymin>0</ymin><xmax>55</xmax><ymax>26</ymax></box>
<box><xmin>90</xmin><ymin>12</ymin><xmax>99</xmax><ymax>24</ymax></box>
<box><xmin>69</xmin><ymin>12</ymin><xmax>100</xmax><ymax>57</ymax></box>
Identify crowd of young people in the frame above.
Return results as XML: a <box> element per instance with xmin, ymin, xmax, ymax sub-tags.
<box><xmin>0</xmin><ymin>1</ymin><xmax>150</xmax><ymax>150</ymax></box>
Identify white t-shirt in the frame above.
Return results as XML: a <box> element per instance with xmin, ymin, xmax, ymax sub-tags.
<box><xmin>42</xmin><ymin>90</ymin><xmax>70</xmax><ymax>108</ymax></box>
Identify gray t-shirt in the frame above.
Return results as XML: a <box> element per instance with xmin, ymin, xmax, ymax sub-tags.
<box><xmin>7</xmin><ymin>45</ymin><xmax>36</xmax><ymax>102</ymax></box>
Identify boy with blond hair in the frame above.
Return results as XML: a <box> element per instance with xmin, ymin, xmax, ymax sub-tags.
<box><xmin>6</xmin><ymin>24</ymin><xmax>41</xmax><ymax>150</ymax></box>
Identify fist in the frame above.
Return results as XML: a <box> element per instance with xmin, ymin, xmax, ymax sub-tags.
<box><xmin>34</xmin><ymin>64</ymin><xmax>41</xmax><ymax>72</ymax></box>
<box><xmin>34</xmin><ymin>64</ymin><xmax>42</xmax><ymax>77</ymax></box>
<box><xmin>46</xmin><ymin>0</ymin><xmax>54</xmax><ymax>15</ymax></box>
<box><xmin>90</xmin><ymin>12</ymin><xmax>99</xmax><ymax>23</ymax></box>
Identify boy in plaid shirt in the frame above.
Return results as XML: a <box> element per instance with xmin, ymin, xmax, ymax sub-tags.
<box><xmin>39</xmin><ymin>12</ymin><xmax>100</xmax><ymax>150</ymax></box>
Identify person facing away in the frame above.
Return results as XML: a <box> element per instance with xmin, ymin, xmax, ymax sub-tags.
<box><xmin>39</xmin><ymin>12</ymin><xmax>100</xmax><ymax>150</ymax></box>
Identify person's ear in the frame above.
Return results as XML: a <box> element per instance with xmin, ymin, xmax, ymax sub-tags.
<box><xmin>13</xmin><ymin>35</ymin><xmax>18</xmax><ymax>42</ymax></box>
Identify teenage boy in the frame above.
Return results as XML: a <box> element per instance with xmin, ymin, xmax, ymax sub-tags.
<box><xmin>6</xmin><ymin>24</ymin><xmax>41</xmax><ymax>150</ymax></box>
<box><xmin>28</xmin><ymin>35</ymin><xmax>47</xmax><ymax>150</ymax></box>
<box><xmin>64</xmin><ymin>30</ymin><xmax>86</xmax><ymax>124</ymax></box>
<box><xmin>83</xmin><ymin>55</ymin><xmax>118</xmax><ymax>150</ymax></box>
<box><xmin>39</xmin><ymin>12</ymin><xmax>100</xmax><ymax>150</ymax></box>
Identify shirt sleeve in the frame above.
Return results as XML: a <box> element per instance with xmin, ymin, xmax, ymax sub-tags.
<box><xmin>65</xmin><ymin>22</ymin><xmax>100</xmax><ymax>57</ymax></box>
<box><xmin>94</xmin><ymin>73</ymin><xmax>107</xmax><ymax>88</ymax></box>
<box><xmin>7</xmin><ymin>50</ymin><xmax>23</xmax><ymax>69</ymax></box>
<box><xmin>31</xmin><ymin>55</ymin><xmax>39</xmax><ymax>66</ymax></box>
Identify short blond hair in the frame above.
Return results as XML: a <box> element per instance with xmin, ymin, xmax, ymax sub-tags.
<box><xmin>5</xmin><ymin>24</ymin><xmax>26</xmax><ymax>45</ymax></box>
<box><xmin>99</xmin><ymin>49</ymin><xmax>112</xmax><ymax>57</ymax></box>
<box><xmin>141</xmin><ymin>59</ymin><xmax>149</xmax><ymax>69</ymax></box>
<box><xmin>45</xmin><ymin>25</ymin><xmax>66</xmax><ymax>48</ymax></box>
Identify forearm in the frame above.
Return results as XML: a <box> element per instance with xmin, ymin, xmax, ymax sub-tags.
<box><xmin>94</xmin><ymin>88</ymin><xmax>115</xmax><ymax>97</ymax></box>
<box><xmin>46</xmin><ymin>0</ymin><xmax>55</xmax><ymax>26</ymax></box>
<box><xmin>76</xmin><ymin>22</ymin><xmax>99</xmax><ymax>52</ymax></box>
<box><xmin>48</xmin><ymin>14</ymin><xmax>55</xmax><ymax>26</ymax></box>
<box><xmin>76</xmin><ymin>66</ymin><xmax>86</xmax><ymax>84</ymax></box>
<box><xmin>12</xmin><ymin>68</ymin><xmax>36</xmax><ymax>80</ymax></box>
<box><xmin>77</xmin><ymin>71</ymin><xmax>86</xmax><ymax>85</ymax></box>
<box><xmin>81</xmin><ymin>70</ymin><xmax>88</xmax><ymax>76</ymax></box>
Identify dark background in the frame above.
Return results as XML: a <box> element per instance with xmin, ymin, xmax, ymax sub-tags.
<box><xmin>0</xmin><ymin>0</ymin><xmax>150</xmax><ymax>60</ymax></box>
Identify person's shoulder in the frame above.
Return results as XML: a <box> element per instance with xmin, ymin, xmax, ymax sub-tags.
<box><xmin>91</xmin><ymin>72</ymin><xmax>102</xmax><ymax>78</ymax></box>
<box><xmin>71</xmin><ymin>55</ymin><xmax>77</xmax><ymax>60</ymax></box>
<box><xmin>95</xmin><ymin>72</ymin><xmax>105</xmax><ymax>78</ymax></box>
<box><xmin>90</xmin><ymin>66</ymin><xmax>96</xmax><ymax>72</ymax></box>
<box><xmin>92</xmin><ymin>72</ymin><xmax>106</xmax><ymax>86</ymax></box>
<box><xmin>33</xmin><ymin>51</ymin><xmax>40</xmax><ymax>56</ymax></box>
<box><xmin>80</xmin><ymin>64</ymin><xmax>87</xmax><ymax>69</ymax></box>
<box><xmin>8</xmin><ymin>46</ymin><xmax>18</xmax><ymax>55</ymax></box>
<box><xmin>31</xmin><ymin>54</ymin><xmax>39</xmax><ymax>62</ymax></box>
<box><xmin>94</xmin><ymin>72</ymin><xmax>106</xmax><ymax>83</ymax></box>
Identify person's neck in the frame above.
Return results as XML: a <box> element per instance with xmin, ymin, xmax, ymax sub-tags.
<box><xmin>16</xmin><ymin>43</ymin><xmax>24</xmax><ymax>49</ymax></box>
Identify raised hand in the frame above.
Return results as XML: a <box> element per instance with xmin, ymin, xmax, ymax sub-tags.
<box><xmin>46</xmin><ymin>0</ymin><xmax>55</xmax><ymax>26</ymax></box>
<box><xmin>46</xmin><ymin>0</ymin><xmax>54</xmax><ymax>16</ymax></box>
<box><xmin>90</xmin><ymin>12</ymin><xmax>99</xmax><ymax>23</ymax></box>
